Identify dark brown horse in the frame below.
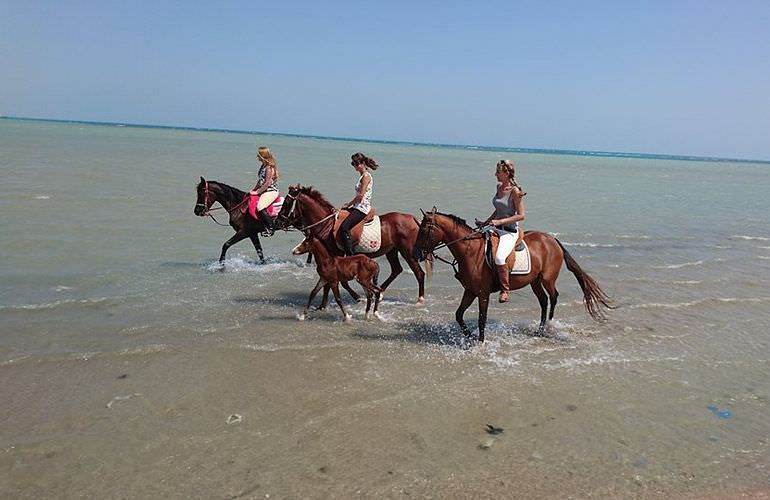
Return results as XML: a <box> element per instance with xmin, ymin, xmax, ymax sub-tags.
<box><xmin>414</xmin><ymin>208</ymin><xmax>613</xmax><ymax>342</ymax></box>
<box><xmin>194</xmin><ymin>178</ymin><xmax>269</xmax><ymax>263</ymax></box>
<box><xmin>274</xmin><ymin>185</ymin><xmax>426</xmax><ymax>302</ymax></box>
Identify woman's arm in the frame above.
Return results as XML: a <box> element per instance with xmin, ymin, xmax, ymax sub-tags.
<box><xmin>251</xmin><ymin>167</ymin><xmax>274</xmax><ymax>195</ymax></box>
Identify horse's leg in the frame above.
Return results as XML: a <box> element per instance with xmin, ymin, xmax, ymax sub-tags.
<box><xmin>541</xmin><ymin>277</ymin><xmax>559</xmax><ymax>334</ymax></box>
<box><xmin>341</xmin><ymin>281</ymin><xmax>362</xmax><ymax>303</ymax></box>
<box><xmin>249</xmin><ymin>234</ymin><xmax>265</xmax><ymax>263</ymax></box>
<box><xmin>398</xmin><ymin>248</ymin><xmax>426</xmax><ymax>303</ymax></box>
<box><xmin>455</xmin><ymin>288</ymin><xmax>477</xmax><ymax>338</ymax></box>
<box><xmin>359</xmin><ymin>281</ymin><xmax>373</xmax><ymax>320</ymax></box>
<box><xmin>373</xmin><ymin>286</ymin><xmax>382</xmax><ymax>320</ymax></box>
<box><xmin>318</xmin><ymin>284</ymin><xmax>330</xmax><ymax>310</ymax></box>
<box><xmin>301</xmin><ymin>278</ymin><xmax>326</xmax><ymax>320</ymax></box>
<box><xmin>478</xmin><ymin>293</ymin><xmax>490</xmax><ymax>342</ymax></box>
<box><xmin>331</xmin><ymin>283</ymin><xmax>351</xmax><ymax>321</ymax></box>
<box><xmin>219</xmin><ymin>232</ymin><xmax>248</xmax><ymax>263</ymax></box>
<box><xmin>530</xmin><ymin>277</ymin><xmax>549</xmax><ymax>334</ymax></box>
<box><xmin>378</xmin><ymin>249</ymin><xmax>403</xmax><ymax>296</ymax></box>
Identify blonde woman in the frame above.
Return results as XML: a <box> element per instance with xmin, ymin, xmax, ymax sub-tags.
<box><xmin>475</xmin><ymin>159</ymin><xmax>526</xmax><ymax>303</ymax></box>
<box><xmin>250</xmin><ymin>146</ymin><xmax>280</xmax><ymax>235</ymax></box>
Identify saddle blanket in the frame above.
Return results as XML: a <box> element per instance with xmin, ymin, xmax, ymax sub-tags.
<box><xmin>354</xmin><ymin>216</ymin><xmax>381</xmax><ymax>253</ymax></box>
<box><xmin>509</xmin><ymin>241</ymin><xmax>531</xmax><ymax>274</ymax></box>
<box><xmin>247</xmin><ymin>193</ymin><xmax>283</xmax><ymax>220</ymax></box>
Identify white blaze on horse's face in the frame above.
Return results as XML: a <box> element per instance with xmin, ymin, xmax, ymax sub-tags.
<box><xmin>292</xmin><ymin>238</ymin><xmax>312</xmax><ymax>255</ymax></box>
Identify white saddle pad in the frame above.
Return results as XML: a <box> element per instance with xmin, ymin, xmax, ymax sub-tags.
<box><xmin>510</xmin><ymin>240</ymin><xmax>531</xmax><ymax>274</ymax></box>
<box><xmin>354</xmin><ymin>216</ymin><xmax>381</xmax><ymax>253</ymax></box>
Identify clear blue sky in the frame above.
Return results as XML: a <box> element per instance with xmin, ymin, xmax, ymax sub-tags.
<box><xmin>2</xmin><ymin>1</ymin><xmax>769</xmax><ymax>159</ymax></box>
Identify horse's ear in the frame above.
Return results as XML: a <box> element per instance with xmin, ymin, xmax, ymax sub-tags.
<box><xmin>420</xmin><ymin>208</ymin><xmax>425</xmax><ymax>216</ymax></box>
<box><xmin>200</xmin><ymin>176</ymin><xmax>205</xmax><ymax>183</ymax></box>
<box><xmin>431</xmin><ymin>206</ymin><xmax>437</xmax><ymax>213</ymax></box>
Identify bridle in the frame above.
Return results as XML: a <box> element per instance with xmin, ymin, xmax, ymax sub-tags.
<box><xmin>196</xmin><ymin>180</ymin><xmax>249</xmax><ymax>226</ymax></box>
<box><xmin>277</xmin><ymin>191</ymin><xmax>337</xmax><ymax>234</ymax></box>
<box><xmin>416</xmin><ymin>208</ymin><xmax>485</xmax><ymax>272</ymax></box>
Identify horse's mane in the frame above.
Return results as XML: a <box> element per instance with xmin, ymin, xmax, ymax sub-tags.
<box><xmin>435</xmin><ymin>211</ymin><xmax>473</xmax><ymax>231</ymax></box>
<box><xmin>297</xmin><ymin>185</ymin><xmax>337</xmax><ymax>212</ymax></box>
<box><xmin>198</xmin><ymin>179</ymin><xmax>247</xmax><ymax>197</ymax></box>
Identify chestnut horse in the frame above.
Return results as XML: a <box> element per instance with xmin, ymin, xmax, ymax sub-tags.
<box><xmin>414</xmin><ymin>208</ymin><xmax>612</xmax><ymax>342</ymax></box>
<box><xmin>292</xmin><ymin>235</ymin><xmax>382</xmax><ymax>321</ymax></box>
<box><xmin>194</xmin><ymin>177</ymin><xmax>271</xmax><ymax>263</ymax></box>
<box><xmin>274</xmin><ymin>185</ymin><xmax>426</xmax><ymax>302</ymax></box>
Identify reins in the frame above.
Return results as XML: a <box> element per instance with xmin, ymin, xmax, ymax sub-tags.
<box><xmin>197</xmin><ymin>180</ymin><xmax>251</xmax><ymax>227</ymax></box>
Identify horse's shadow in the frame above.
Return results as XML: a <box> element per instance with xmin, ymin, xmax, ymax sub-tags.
<box><xmin>352</xmin><ymin>319</ymin><xmax>556</xmax><ymax>349</ymax></box>
<box><xmin>232</xmin><ymin>291</ymin><xmax>364</xmax><ymax>309</ymax></box>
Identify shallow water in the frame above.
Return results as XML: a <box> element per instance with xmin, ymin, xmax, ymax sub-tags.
<box><xmin>1</xmin><ymin>119</ymin><xmax>769</xmax><ymax>498</ymax></box>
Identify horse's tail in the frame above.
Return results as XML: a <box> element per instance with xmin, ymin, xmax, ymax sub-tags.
<box><xmin>556</xmin><ymin>239</ymin><xmax>614</xmax><ymax>322</ymax></box>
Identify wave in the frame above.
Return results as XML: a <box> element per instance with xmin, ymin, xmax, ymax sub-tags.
<box><xmin>34</xmin><ymin>195</ymin><xmax>50</xmax><ymax>200</ymax></box>
<box><xmin>652</xmin><ymin>260</ymin><xmax>703</xmax><ymax>269</ymax></box>
<box><xmin>561</xmin><ymin>242</ymin><xmax>619</xmax><ymax>248</ymax></box>
<box><xmin>731</xmin><ymin>235</ymin><xmax>770</xmax><ymax>241</ymax></box>
<box><xmin>206</xmin><ymin>255</ymin><xmax>305</xmax><ymax>273</ymax></box>
<box><xmin>614</xmin><ymin>234</ymin><xmax>650</xmax><ymax>240</ymax></box>
<box><xmin>630</xmin><ymin>296</ymin><xmax>770</xmax><ymax>310</ymax></box>
<box><xmin>0</xmin><ymin>297</ymin><xmax>109</xmax><ymax>311</ymax></box>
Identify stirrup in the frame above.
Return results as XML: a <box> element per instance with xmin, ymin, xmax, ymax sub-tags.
<box><xmin>261</xmin><ymin>228</ymin><xmax>275</xmax><ymax>237</ymax></box>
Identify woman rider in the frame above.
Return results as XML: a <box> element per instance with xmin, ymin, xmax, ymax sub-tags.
<box><xmin>475</xmin><ymin>159</ymin><xmax>526</xmax><ymax>303</ymax></box>
<box><xmin>250</xmin><ymin>146</ymin><xmax>280</xmax><ymax>236</ymax></box>
<box><xmin>340</xmin><ymin>152</ymin><xmax>378</xmax><ymax>256</ymax></box>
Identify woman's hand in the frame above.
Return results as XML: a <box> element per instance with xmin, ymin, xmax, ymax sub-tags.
<box><xmin>490</xmin><ymin>219</ymin><xmax>501</xmax><ymax>227</ymax></box>
<box><xmin>474</xmin><ymin>218</ymin><xmax>484</xmax><ymax>227</ymax></box>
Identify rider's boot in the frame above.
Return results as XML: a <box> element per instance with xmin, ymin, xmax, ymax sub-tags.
<box><xmin>496</xmin><ymin>264</ymin><xmax>510</xmax><ymax>303</ymax></box>
<box><xmin>258</xmin><ymin>209</ymin><xmax>274</xmax><ymax>236</ymax></box>
<box><xmin>342</xmin><ymin>231</ymin><xmax>355</xmax><ymax>256</ymax></box>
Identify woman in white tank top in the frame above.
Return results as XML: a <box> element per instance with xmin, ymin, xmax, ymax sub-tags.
<box><xmin>340</xmin><ymin>152</ymin><xmax>378</xmax><ymax>256</ymax></box>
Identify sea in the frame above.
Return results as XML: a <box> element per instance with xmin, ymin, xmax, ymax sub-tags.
<box><xmin>1</xmin><ymin>117</ymin><xmax>769</xmax><ymax>498</ymax></box>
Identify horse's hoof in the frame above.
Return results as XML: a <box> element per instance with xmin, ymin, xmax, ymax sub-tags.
<box><xmin>417</xmin><ymin>296</ymin><xmax>425</xmax><ymax>304</ymax></box>
<box><xmin>356</xmin><ymin>297</ymin><xmax>365</xmax><ymax>304</ymax></box>
<box><xmin>364</xmin><ymin>313</ymin><xmax>371</xmax><ymax>321</ymax></box>
<box><xmin>297</xmin><ymin>312</ymin><xmax>306</xmax><ymax>321</ymax></box>
<box><xmin>374</xmin><ymin>312</ymin><xmax>384</xmax><ymax>321</ymax></box>
<box><xmin>343</xmin><ymin>314</ymin><xmax>352</xmax><ymax>322</ymax></box>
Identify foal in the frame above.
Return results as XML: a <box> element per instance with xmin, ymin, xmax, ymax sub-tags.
<box><xmin>292</xmin><ymin>235</ymin><xmax>382</xmax><ymax>321</ymax></box>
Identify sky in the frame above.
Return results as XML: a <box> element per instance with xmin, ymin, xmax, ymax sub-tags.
<box><xmin>2</xmin><ymin>0</ymin><xmax>769</xmax><ymax>160</ymax></box>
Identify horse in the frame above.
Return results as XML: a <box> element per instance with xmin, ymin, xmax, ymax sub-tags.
<box><xmin>194</xmin><ymin>177</ymin><xmax>270</xmax><ymax>264</ymax></box>
<box><xmin>413</xmin><ymin>208</ymin><xmax>613</xmax><ymax>342</ymax></box>
<box><xmin>274</xmin><ymin>185</ymin><xmax>426</xmax><ymax>303</ymax></box>
<box><xmin>292</xmin><ymin>235</ymin><xmax>382</xmax><ymax>321</ymax></box>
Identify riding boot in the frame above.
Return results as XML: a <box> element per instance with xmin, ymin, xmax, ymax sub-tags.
<box><xmin>342</xmin><ymin>231</ymin><xmax>355</xmax><ymax>256</ymax></box>
<box><xmin>258</xmin><ymin>209</ymin><xmax>274</xmax><ymax>236</ymax></box>
<box><xmin>496</xmin><ymin>264</ymin><xmax>510</xmax><ymax>303</ymax></box>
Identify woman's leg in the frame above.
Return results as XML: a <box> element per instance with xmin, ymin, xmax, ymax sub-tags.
<box><xmin>340</xmin><ymin>209</ymin><xmax>366</xmax><ymax>256</ymax></box>
<box><xmin>494</xmin><ymin>230</ymin><xmax>516</xmax><ymax>303</ymax></box>
<box><xmin>256</xmin><ymin>191</ymin><xmax>279</xmax><ymax>234</ymax></box>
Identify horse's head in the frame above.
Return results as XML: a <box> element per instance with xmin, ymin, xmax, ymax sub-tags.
<box><xmin>194</xmin><ymin>177</ymin><xmax>214</xmax><ymax>216</ymax></box>
<box><xmin>291</xmin><ymin>234</ymin><xmax>313</xmax><ymax>255</ymax></box>
<box><xmin>274</xmin><ymin>184</ymin><xmax>302</xmax><ymax>230</ymax></box>
<box><xmin>413</xmin><ymin>206</ymin><xmax>442</xmax><ymax>261</ymax></box>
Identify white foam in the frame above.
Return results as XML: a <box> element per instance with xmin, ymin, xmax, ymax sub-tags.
<box><xmin>206</xmin><ymin>255</ymin><xmax>301</xmax><ymax>273</ymax></box>
<box><xmin>562</xmin><ymin>242</ymin><xmax>617</xmax><ymax>248</ymax></box>
<box><xmin>0</xmin><ymin>297</ymin><xmax>109</xmax><ymax>311</ymax></box>
<box><xmin>34</xmin><ymin>195</ymin><xmax>50</xmax><ymax>200</ymax></box>
<box><xmin>615</xmin><ymin>234</ymin><xmax>650</xmax><ymax>240</ymax></box>
<box><xmin>731</xmin><ymin>235</ymin><xmax>770</xmax><ymax>241</ymax></box>
<box><xmin>652</xmin><ymin>260</ymin><xmax>703</xmax><ymax>269</ymax></box>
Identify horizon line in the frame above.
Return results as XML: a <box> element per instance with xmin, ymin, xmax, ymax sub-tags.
<box><xmin>2</xmin><ymin>115</ymin><xmax>769</xmax><ymax>165</ymax></box>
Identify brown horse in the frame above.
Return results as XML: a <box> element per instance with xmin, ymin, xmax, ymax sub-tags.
<box><xmin>274</xmin><ymin>185</ymin><xmax>426</xmax><ymax>302</ymax></box>
<box><xmin>413</xmin><ymin>208</ymin><xmax>613</xmax><ymax>342</ymax></box>
<box><xmin>194</xmin><ymin>178</ymin><xmax>271</xmax><ymax>263</ymax></box>
<box><xmin>292</xmin><ymin>235</ymin><xmax>382</xmax><ymax>321</ymax></box>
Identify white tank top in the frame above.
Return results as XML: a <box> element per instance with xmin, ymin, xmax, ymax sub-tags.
<box><xmin>352</xmin><ymin>172</ymin><xmax>372</xmax><ymax>213</ymax></box>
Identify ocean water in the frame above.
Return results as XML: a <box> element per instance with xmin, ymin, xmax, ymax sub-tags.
<box><xmin>1</xmin><ymin>118</ymin><xmax>769</xmax><ymax>498</ymax></box>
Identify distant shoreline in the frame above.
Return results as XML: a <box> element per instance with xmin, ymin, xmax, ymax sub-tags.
<box><xmin>3</xmin><ymin>115</ymin><xmax>769</xmax><ymax>165</ymax></box>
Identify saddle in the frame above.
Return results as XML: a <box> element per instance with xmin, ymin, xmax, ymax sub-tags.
<box><xmin>244</xmin><ymin>192</ymin><xmax>284</xmax><ymax>220</ymax></box>
<box><xmin>333</xmin><ymin>208</ymin><xmax>381</xmax><ymax>253</ymax></box>
<box><xmin>484</xmin><ymin>230</ymin><xmax>531</xmax><ymax>275</ymax></box>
